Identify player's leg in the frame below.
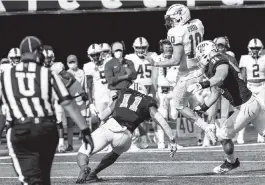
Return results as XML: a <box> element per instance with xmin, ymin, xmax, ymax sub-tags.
<box><xmin>172</xmin><ymin>75</ymin><xmax>217</xmax><ymax>143</ymax></box>
<box><xmin>6</xmin><ymin>127</ymin><xmax>42</xmax><ymax>185</ymax></box>
<box><xmin>54</xmin><ymin>103</ymin><xmax>66</xmax><ymax>153</ymax></box>
<box><xmin>76</xmin><ymin>124</ymin><xmax>111</xmax><ymax>183</ymax></box>
<box><xmin>88</xmin><ymin>120</ymin><xmax>132</xmax><ymax>181</ymax></box>
<box><xmin>214</xmin><ymin>97</ymin><xmax>260</xmax><ymax>173</ymax></box>
<box><xmin>66</xmin><ymin>117</ymin><xmax>74</xmax><ymax>151</ymax></box>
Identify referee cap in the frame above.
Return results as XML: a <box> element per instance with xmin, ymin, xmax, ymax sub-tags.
<box><xmin>20</xmin><ymin>36</ymin><xmax>43</xmax><ymax>54</ymax></box>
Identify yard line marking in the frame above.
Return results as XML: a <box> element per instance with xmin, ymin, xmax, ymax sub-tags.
<box><xmin>1</xmin><ymin>161</ymin><xmax>265</xmax><ymax>165</ymax></box>
<box><xmin>2</xmin><ymin>175</ymin><xmax>265</xmax><ymax>179</ymax></box>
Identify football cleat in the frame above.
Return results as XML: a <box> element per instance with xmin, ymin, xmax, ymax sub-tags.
<box><xmin>86</xmin><ymin>171</ymin><xmax>103</xmax><ymax>182</ymax></box>
<box><xmin>76</xmin><ymin>166</ymin><xmax>91</xmax><ymax>184</ymax></box>
<box><xmin>213</xmin><ymin>158</ymin><xmax>240</xmax><ymax>174</ymax></box>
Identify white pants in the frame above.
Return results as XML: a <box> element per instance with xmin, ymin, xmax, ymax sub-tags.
<box><xmin>78</xmin><ymin>118</ymin><xmax>132</xmax><ymax>156</ymax></box>
<box><xmin>171</xmin><ymin>70</ymin><xmax>203</xmax><ymax>109</ymax></box>
<box><xmin>157</xmin><ymin>86</ymin><xmax>177</xmax><ymax>120</ymax></box>
<box><xmin>247</xmin><ymin>81</ymin><xmax>265</xmax><ymax>95</ymax></box>
<box><xmin>217</xmin><ymin>94</ymin><xmax>265</xmax><ymax>140</ymax></box>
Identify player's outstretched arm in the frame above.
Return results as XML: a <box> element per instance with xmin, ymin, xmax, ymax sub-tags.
<box><xmin>149</xmin><ymin>106</ymin><xmax>175</xmax><ymax>141</ymax></box>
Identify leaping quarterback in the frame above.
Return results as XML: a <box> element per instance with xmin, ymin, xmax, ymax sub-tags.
<box><xmin>146</xmin><ymin>4</ymin><xmax>216</xmax><ymax>141</ymax></box>
<box><xmin>187</xmin><ymin>40</ymin><xmax>265</xmax><ymax>173</ymax></box>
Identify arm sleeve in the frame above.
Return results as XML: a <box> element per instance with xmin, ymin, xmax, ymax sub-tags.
<box><xmin>146</xmin><ymin>96</ymin><xmax>158</xmax><ymax>109</ymax></box>
<box><xmin>51</xmin><ymin>72</ymin><xmax>71</xmax><ymax>104</ymax></box>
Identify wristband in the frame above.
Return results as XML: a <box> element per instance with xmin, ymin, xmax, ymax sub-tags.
<box><xmin>199</xmin><ymin>80</ymin><xmax>210</xmax><ymax>89</ymax></box>
<box><xmin>200</xmin><ymin>103</ymin><xmax>209</xmax><ymax>112</ymax></box>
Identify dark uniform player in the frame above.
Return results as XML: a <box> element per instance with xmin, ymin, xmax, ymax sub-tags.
<box><xmin>76</xmin><ymin>84</ymin><xmax>177</xmax><ymax>184</ymax></box>
<box><xmin>188</xmin><ymin>40</ymin><xmax>265</xmax><ymax>174</ymax></box>
<box><xmin>2</xmin><ymin>36</ymin><xmax>93</xmax><ymax>185</ymax></box>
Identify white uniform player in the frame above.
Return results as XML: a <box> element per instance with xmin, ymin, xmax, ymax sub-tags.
<box><xmin>83</xmin><ymin>44</ymin><xmax>110</xmax><ymax>115</ymax></box>
<box><xmin>239</xmin><ymin>38</ymin><xmax>265</xmax><ymax>143</ymax></box>
<box><xmin>146</xmin><ymin>4</ymin><xmax>216</xmax><ymax>143</ymax></box>
<box><xmin>7</xmin><ymin>48</ymin><xmax>21</xmax><ymax>66</ymax></box>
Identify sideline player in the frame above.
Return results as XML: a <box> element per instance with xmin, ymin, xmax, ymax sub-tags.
<box><xmin>7</xmin><ymin>48</ymin><xmax>21</xmax><ymax>66</ymax></box>
<box><xmin>146</xmin><ymin>4</ymin><xmax>216</xmax><ymax>141</ymax></box>
<box><xmin>238</xmin><ymin>38</ymin><xmax>265</xmax><ymax>143</ymax></box>
<box><xmin>75</xmin><ymin>84</ymin><xmax>178</xmax><ymax>183</ymax></box>
<box><xmin>188</xmin><ymin>40</ymin><xmax>265</xmax><ymax>173</ymax></box>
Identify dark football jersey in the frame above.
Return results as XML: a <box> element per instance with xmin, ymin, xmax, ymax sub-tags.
<box><xmin>205</xmin><ymin>53</ymin><xmax>252</xmax><ymax>107</ymax></box>
<box><xmin>112</xmin><ymin>88</ymin><xmax>157</xmax><ymax>133</ymax></box>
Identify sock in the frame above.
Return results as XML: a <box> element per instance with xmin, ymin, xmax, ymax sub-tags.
<box><xmin>77</xmin><ymin>153</ymin><xmax>89</xmax><ymax>169</ymax></box>
<box><xmin>194</xmin><ymin>118</ymin><xmax>209</xmax><ymax>131</ymax></box>
<box><xmin>94</xmin><ymin>151</ymin><xmax>120</xmax><ymax>175</ymax></box>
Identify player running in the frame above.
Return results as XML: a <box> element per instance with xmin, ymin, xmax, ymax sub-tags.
<box><xmin>188</xmin><ymin>40</ymin><xmax>265</xmax><ymax>173</ymax></box>
<box><xmin>75</xmin><ymin>84</ymin><xmax>177</xmax><ymax>184</ymax></box>
<box><xmin>146</xmin><ymin>4</ymin><xmax>216</xmax><ymax>142</ymax></box>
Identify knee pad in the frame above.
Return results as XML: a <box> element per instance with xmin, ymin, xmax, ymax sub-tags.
<box><xmin>220</xmin><ymin>139</ymin><xmax>234</xmax><ymax>155</ymax></box>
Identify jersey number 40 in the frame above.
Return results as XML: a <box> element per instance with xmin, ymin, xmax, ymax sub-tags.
<box><xmin>120</xmin><ymin>94</ymin><xmax>142</xmax><ymax>112</ymax></box>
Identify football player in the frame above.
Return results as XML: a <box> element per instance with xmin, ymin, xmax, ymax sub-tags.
<box><xmin>67</xmin><ymin>55</ymin><xmax>85</xmax><ymax>88</ymax></box>
<box><xmin>7</xmin><ymin>48</ymin><xmax>21</xmax><ymax>66</ymax></box>
<box><xmin>188</xmin><ymin>40</ymin><xmax>265</xmax><ymax>173</ymax></box>
<box><xmin>125</xmin><ymin>37</ymin><xmax>159</xmax><ymax>149</ymax></box>
<box><xmin>100</xmin><ymin>43</ymin><xmax>112</xmax><ymax>63</ymax></box>
<box><xmin>75</xmin><ymin>84</ymin><xmax>178</xmax><ymax>184</ymax></box>
<box><xmin>238</xmin><ymin>38</ymin><xmax>265</xmax><ymax>143</ymax></box>
<box><xmin>42</xmin><ymin>46</ymin><xmax>66</xmax><ymax>153</ymax></box>
<box><xmin>83</xmin><ymin>43</ymin><xmax>111</xmax><ymax>131</ymax></box>
<box><xmin>155</xmin><ymin>39</ymin><xmax>179</xmax><ymax>149</ymax></box>
<box><xmin>146</xmin><ymin>4</ymin><xmax>216</xmax><ymax>141</ymax></box>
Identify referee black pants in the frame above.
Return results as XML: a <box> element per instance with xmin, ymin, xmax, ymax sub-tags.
<box><xmin>6</xmin><ymin>121</ymin><xmax>59</xmax><ymax>185</ymax></box>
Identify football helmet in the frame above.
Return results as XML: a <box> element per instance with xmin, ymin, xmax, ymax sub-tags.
<box><xmin>213</xmin><ymin>36</ymin><xmax>231</xmax><ymax>53</ymax></box>
<box><xmin>100</xmin><ymin>43</ymin><xmax>111</xmax><ymax>61</ymax></box>
<box><xmin>87</xmin><ymin>43</ymin><xmax>102</xmax><ymax>64</ymax></box>
<box><xmin>42</xmin><ymin>45</ymin><xmax>55</xmax><ymax>68</ymax></box>
<box><xmin>248</xmin><ymin>38</ymin><xmax>263</xmax><ymax>58</ymax></box>
<box><xmin>164</xmin><ymin>4</ymin><xmax>191</xmax><ymax>30</ymax></box>
<box><xmin>8</xmin><ymin>48</ymin><xmax>21</xmax><ymax>66</ymax></box>
<box><xmin>159</xmin><ymin>39</ymin><xmax>173</xmax><ymax>59</ymax></box>
<box><xmin>195</xmin><ymin>40</ymin><xmax>218</xmax><ymax>66</ymax></box>
<box><xmin>129</xmin><ymin>83</ymin><xmax>147</xmax><ymax>95</ymax></box>
<box><xmin>133</xmin><ymin>37</ymin><xmax>149</xmax><ymax>58</ymax></box>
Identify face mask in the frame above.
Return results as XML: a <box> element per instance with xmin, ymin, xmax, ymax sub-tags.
<box><xmin>68</xmin><ymin>63</ymin><xmax>78</xmax><ymax>70</ymax></box>
<box><xmin>114</xmin><ymin>51</ymin><xmax>123</xmax><ymax>59</ymax></box>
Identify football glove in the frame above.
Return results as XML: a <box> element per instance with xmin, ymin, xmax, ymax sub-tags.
<box><xmin>89</xmin><ymin>104</ymin><xmax>99</xmax><ymax>115</ymax></box>
<box><xmin>187</xmin><ymin>83</ymin><xmax>202</xmax><ymax>94</ymax></box>
<box><xmin>81</xmin><ymin>127</ymin><xmax>94</xmax><ymax>154</ymax></box>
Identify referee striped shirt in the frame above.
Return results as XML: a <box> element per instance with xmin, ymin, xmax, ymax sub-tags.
<box><xmin>0</xmin><ymin>61</ymin><xmax>71</xmax><ymax>122</ymax></box>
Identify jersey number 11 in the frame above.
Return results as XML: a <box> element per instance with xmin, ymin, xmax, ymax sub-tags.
<box><xmin>120</xmin><ymin>94</ymin><xmax>142</xmax><ymax>112</ymax></box>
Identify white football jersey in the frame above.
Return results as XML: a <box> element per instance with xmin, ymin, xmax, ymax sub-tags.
<box><xmin>83</xmin><ymin>61</ymin><xmax>110</xmax><ymax>101</ymax></box>
<box><xmin>67</xmin><ymin>68</ymin><xmax>85</xmax><ymax>87</ymax></box>
<box><xmin>125</xmin><ymin>52</ymin><xmax>157</xmax><ymax>86</ymax></box>
<box><xmin>155</xmin><ymin>54</ymin><xmax>178</xmax><ymax>87</ymax></box>
<box><xmin>239</xmin><ymin>55</ymin><xmax>265</xmax><ymax>80</ymax></box>
<box><xmin>0</xmin><ymin>63</ymin><xmax>11</xmax><ymax>73</ymax></box>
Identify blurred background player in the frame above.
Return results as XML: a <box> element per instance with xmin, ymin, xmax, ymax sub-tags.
<box><xmin>125</xmin><ymin>37</ymin><xmax>158</xmax><ymax>149</ymax></box>
<box><xmin>7</xmin><ymin>48</ymin><xmax>21</xmax><ymax>66</ymax></box>
<box><xmin>43</xmin><ymin>45</ymin><xmax>66</xmax><ymax>152</ymax></box>
<box><xmin>147</xmin><ymin>4</ymin><xmax>216</xmax><ymax>143</ymax></box>
<box><xmin>83</xmin><ymin>43</ymin><xmax>110</xmax><ymax>131</ymax></box>
<box><xmin>155</xmin><ymin>39</ymin><xmax>179</xmax><ymax>149</ymax></box>
<box><xmin>100</xmin><ymin>43</ymin><xmax>113</xmax><ymax>65</ymax></box>
<box><xmin>76</xmin><ymin>84</ymin><xmax>177</xmax><ymax>183</ymax></box>
<box><xmin>239</xmin><ymin>38</ymin><xmax>265</xmax><ymax>143</ymax></box>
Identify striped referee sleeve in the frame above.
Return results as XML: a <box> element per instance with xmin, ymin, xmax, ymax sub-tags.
<box><xmin>51</xmin><ymin>71</ymin><xmax>71</xmax><ymax>103</ymax></box>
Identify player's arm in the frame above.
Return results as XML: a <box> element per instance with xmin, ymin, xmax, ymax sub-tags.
<box><xmin>86</xmin><ymin>75</ymin><xmax>94</xmax><ymax>104</ymax></box>
<box><xmin>240</xmin><ymin>67</ymin><xmax>247</xmax><ymax>83</ymax></box>
<box><xmin>151</xmin><ymin>67</ymin><xmax>159</xmax><ymax>93</ymax></box>
<box><xmin>125</xmin><ymin>60</ymin><xmax>137</xmax><ymax>80</ymax></box>
<box><xmin>98</xmin><ymin>99</ymin><xmax>117</xmax><ymax>122</ymax></box>
<box><xmin>59</xmin><ymin>71</ymin><xmax>75</xmax><ymax>88</ymax></box>
<box><xmin>239</xmin><ymin>55</ymin><xmax>247</xmax><ymax>83</ymax></box>
<box><xmin>149</xmin><ymin>106</ymin><xmax>175</xmax><ymax>142</ymax></box>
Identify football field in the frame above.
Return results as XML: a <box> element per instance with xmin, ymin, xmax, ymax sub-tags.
<box><xmin>1</xmin><ymin>143</ymin><xmax>265</xmax><ymax>185</ymax></box>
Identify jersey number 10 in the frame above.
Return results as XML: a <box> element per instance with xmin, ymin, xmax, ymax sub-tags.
<box><xmin>120</xmin><ymin>94</ymin><xmax>142</xmax><ymax>112</ymax></box>
<box><xmin>188</xmin><ymin>32</ymin><xmax>202</xmax><ymax>59</ymax></box>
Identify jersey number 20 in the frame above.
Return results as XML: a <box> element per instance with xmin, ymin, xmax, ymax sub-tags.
<box><xmin>120</xmin><ymin>94</ymin><xmax>142</xmax><ymax>112</ymax></box>
<box><xmin>188</xmin><ymin>32</ymin><xmax>202</xmax><ymax>59</ymax></box>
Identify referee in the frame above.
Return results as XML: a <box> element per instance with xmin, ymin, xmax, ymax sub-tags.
<box><xmin>2</xmin><ymin>36</ymin><xmax>94</xmax><ymax>185</ymax></box>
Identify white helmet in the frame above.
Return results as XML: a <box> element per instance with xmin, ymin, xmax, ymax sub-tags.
<box><xmin>213</xmin><ymin>36</ymin><xmax>231</xmax><ymax>53</ymax></box>
<box><xmin>129</xmin><ymin>83</ymin><xmax>147</xmax><ymax>95</ymax></box>
<box><xmin>42</xmin><ymin>45</ymin><xmax>55</xmax><ymax>68</ymax></box>
<box><xmin>164</xmin><ymin>4</ymin><xmax>191</xmax><ymax>30</ymax></box>
<box><xmin>100</xmin><ymin>43</ymin><xmax>111</xmax><ymax>61</ymax></box>
<box><xmin>133</xmin><ymin>37</ymin><xmax>149</xmax><ymax>58</ymax></box>
<box><xmin>8</xmin><ymin>48</ymin><xmax>21</xmax><ymax>66</ymax></box>
<box><xmin>248</xmin><ymin>38</ymin><xmax>263</xmax><ymax>58</ymax></box>
<box><xmin>195</xmin><ymin>40</ymin><xmax>218</xmax><ymax>66</ymax></box>
<box><xmin>87</xmin><ymin>43</ymin><xmax>102</xmax><ymax>64</ymax></box>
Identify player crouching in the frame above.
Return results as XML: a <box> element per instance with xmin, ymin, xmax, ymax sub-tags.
<box><xmin>75</xmin><ymin>84</ymin><xmax>178</xmax><ymax>184</ymax></box>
